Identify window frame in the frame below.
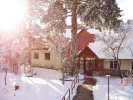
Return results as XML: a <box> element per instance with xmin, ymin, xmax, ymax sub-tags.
<box><xmin>131</xmin><ymin>61</ymin><xmax>133</xmax><ymax>70</ymax></box>
<box><xmin>110</xmin><ymin>60</ymin><xmax>118</xmax><ymax>69</ymax></box>
<box><xmin>34</xmin><ymin>52</ymin><xmax>39</xmax><ymax>59</ymax></box>
<box><xmin>45</xmin><ymin>53</ymin><xmax>50</xmax><ymax>60</ymax></box>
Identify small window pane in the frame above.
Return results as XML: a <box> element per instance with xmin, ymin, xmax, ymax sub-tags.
<box><xmin>45</xmin><ymin>53</ymin><xmax>50</xmax><ymax>60</ymax></box>
<box><xmin>114</xmin><ymin>61</ymin><xmax>117</xmax><ymax>69</ymax></box>
<box><xmin>110</xmin><ymin>61</ymin><xmax>113</xmax><ymax>68</ymax></box>
<box><xmin>34</xmin><ymin>53</ymin><xmax>39</xmax><ymax>59</ymax></box>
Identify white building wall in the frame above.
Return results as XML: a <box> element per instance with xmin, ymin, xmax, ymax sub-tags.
<box><xmin>103</xmin><ymin>59</ymin><xmax>132</xmax><ymax>70</ymax></box>
<box><xmin>31</xmin><ymin>50</ymin><xmax>62</xmax><ymax>70</ymax></box>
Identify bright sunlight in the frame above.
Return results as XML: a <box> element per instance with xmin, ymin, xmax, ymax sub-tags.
<box><xmin>0</xmin><ymin>0</ymin><xmax>27</xmax><ymax>30</ymax></box>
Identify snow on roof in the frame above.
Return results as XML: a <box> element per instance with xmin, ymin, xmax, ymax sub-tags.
<box><xmin>88</xmin><ymin>41</ymin><xmax>107</xmax><ymax>59</ymax></box>
<box><xmin>119</xmin><ymin>47</ymin><xmax>133</xmax><ymax>59</ymax></box>
<box><xmin>65</xmin><ymin>25</ymin><xmax>133</xmax><ymax>59</ymax></box>
<box><xmin>88</xmin><ymin>38</ymin><xmax>133</xmax><ymax>59</ymax></box>
<box><xmin>85</xmin><ymin>27</ymin><xmax>133</xmax><ymax>59</ymax></box>
<box><xmin>87</xmin><ymin>28</ymin><xmax>101</xmax><ymax>34</ymax></box>
<box><xmin>64</xmin><ymin>25</ymin><xmax>99</xmax><ymax>38</ymax></box>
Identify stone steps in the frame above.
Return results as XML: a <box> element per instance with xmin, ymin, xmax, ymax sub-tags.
<box><xmin>72</xmin><ymin>78</ymin><xmax>96</xmax><ymax>100</ymax></box>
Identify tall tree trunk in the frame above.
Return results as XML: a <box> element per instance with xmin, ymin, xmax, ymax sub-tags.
<box><xmin>28</xmin><ymin>33</ymin><xmax>32</xmax><ymax>73</ymax></box>
<box><xmin>116</xmin><ymin>39</ymin><xmax>124</xmax><ymax>81</ymax></box>
<box><xmin>71</xmin><ymin>1</ymin><xmax>78</xmax><ymax>76</ymax></box>
<box><xmin>61</xmin><ymin>56</ymin><xmax>65</xmax><ymax>85</ymax></box>
<box><xmin>115</xmin><ymin>58</ymin><xmax>123</xmax><ymax>82</ymax></box>
<box><xmin>114</xmin><ymin>50</ymin><xmax>123</xmax><ymax>82</ymax></box>
<box><xmin>116</xmin><ymin>59</ymin><xmax>122</xmax><ymax>77</ymax></box>
<box><xmin>28</xmin><ymin>0</ymin><xmax>32</xmax><ymax>73</ymax></box>
<box><xmin>28</xmin><ymin>33</ymin><xmax>31</xmax><ymax>65</ymax></box>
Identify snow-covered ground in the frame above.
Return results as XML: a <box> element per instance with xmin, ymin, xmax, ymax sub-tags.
<box><xmin>93</xmin><ymin>77</ymin><xmax>133</xmax><ymax>100</ymax></box>
<box><xmin>0</xmin><ymin>68</ymin><xmax>83</xmax><ymax>100</ymax></box>
<box><xmin>2</xmin><ymin>68</ymin><xmax>133</xmax><ymax>100</ymax></box>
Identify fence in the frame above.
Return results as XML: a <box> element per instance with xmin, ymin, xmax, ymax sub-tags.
<box><xmin>62</xmin><ymin>74</ymin><xmax>79</xmax><ymax>100</ymax></box>
<box><xmin>62</xmin><ymin>89</ymin><xmax>70</xmax><ymax>100</ymax></box>
<box><xmin>71</xmin><ymin>75</ymin><xmax>79</xmax><ymax>94</ymax></box>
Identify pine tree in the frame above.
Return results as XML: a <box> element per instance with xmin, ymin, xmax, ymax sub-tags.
<box><xmin>77</xmin><ymin>0</ymin><xmax>122</xmax><ymax>30</ymax></box>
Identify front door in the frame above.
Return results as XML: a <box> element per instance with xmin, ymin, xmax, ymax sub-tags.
<box><xmin>86</xmin><ymin>60</ymin><xmax>96</xmax><ymax>75</ymax></box>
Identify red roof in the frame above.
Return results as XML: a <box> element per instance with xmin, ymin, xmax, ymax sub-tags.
<box><xmin>77</xmin><ymin>28</ymin><xmax>95</xmax><ymax>52</ymax></box>
<box><xmin>67</xmin><ymin>28</ymin><xmax>95</xmax><ymax>56</ymax></box>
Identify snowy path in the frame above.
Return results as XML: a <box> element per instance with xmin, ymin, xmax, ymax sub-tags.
<box><xmin>73</xmin><ymin>77</ymin><xmax>96</xmax><ymax>100</ymax></box>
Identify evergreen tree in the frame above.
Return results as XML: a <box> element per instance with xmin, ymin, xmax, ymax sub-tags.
<box><xmin>78</xmin><ymin>0</ymin><xmax>122</xmax><ymax>30</ymax></box>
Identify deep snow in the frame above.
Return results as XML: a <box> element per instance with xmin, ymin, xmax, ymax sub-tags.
<box><xmin>1</xmin><ymin>68</ymin><xmax>133</xmax><ymax>100</ymax></box>
<box><xmin>0</xmin><ymin>68</ymin><xmax>83</xmax><ymax>100</ymax></box>
<box><xmin>93</xmin><ymin>77</ymin><xmax>133</xmax><ymax>100</ymax></box>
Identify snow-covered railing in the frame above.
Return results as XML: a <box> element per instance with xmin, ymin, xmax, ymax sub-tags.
<box><xmin>62</xmin><ymin>89</ymin><xmax>70</xmax><ymax>100</ymax></box>
<box><xmin>71</xmin><ymin>75</ymin><xmax>79</xmax><ymax>94</ymax></box>
<box><xmin>62</xmin><ymin>74</ymin><xmax>79</xmax><ymax>100</ymax></box>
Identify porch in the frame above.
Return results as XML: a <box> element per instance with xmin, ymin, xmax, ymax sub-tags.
<box><xmin>77</xmin><ymin>46</ymin><xmax>102</xmax><ymax>76</ymax></box>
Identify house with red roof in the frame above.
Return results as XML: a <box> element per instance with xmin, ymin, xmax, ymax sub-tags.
<box><xmin>76</xmin><ymin>28</ymin><xmax>133</xmax><ymax>76</ymax></box>
<box><xmin>30</xmin><ymin>25</ymin><xmax>95</xmax><ymax>70</ymax></box>
<box><xmin>31</xmin><ymin>25</ymin><xmax>133</xmax><ymax>76</ymax></box>
<box><xmin>74</xmin><ymin>27</ymin><xmax>99</xmax><ymax>76</ymax></box>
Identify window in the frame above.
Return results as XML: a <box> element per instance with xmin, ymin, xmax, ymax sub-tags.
<box><xmin>110</xmin><ymin>61</ymin><xmax>117</xmax><ymax>69</ymax></box>
<box><xmin>114</xmin><ymin>61</ymin><xmax>117</xmax><ymax>69</ymax></box>
<box><xmin>132</xmin><ymin>61</ymin><xmax>133</xmax><ymax>70</ymax></box>
<box><xmin>110</xmin><ymin>61</ymin><xmax>113</xmax><ymax>68</ymax></box>
<box><xmin>45</xmin><ymin>53</ymin><xmax>50</xmax><ymax>60</ymax></box>
<box><xmin>34</xmin><ymin>53</ymin><xmax>39</xmax><ymax>59</ymax></box>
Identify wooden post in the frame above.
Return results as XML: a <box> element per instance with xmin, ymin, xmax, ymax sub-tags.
<box><xmin>68</xmin><ymin>89</ymin><xmax>70</xmax><ymax>100</ymax></box>
<box><xmin>78</xmin><ymin>57</ymin><xmax>80</xmax><ymax>74</ymax></box>
<box><xmin>100</xmin><ymin>60</ymin><xmax>102</xmax><ymax>70</ymax></box>
<box><xmin>71</xmin><ymin>85</ymin><xmax>73</xmax><ymax>94</ymax></box>
<box><xmin>108</xmin><ymin>77</ymin><xmax>109</xmax><ymax>100</ymax></box>
<box><xmin>97</xmin><ymin>59</ymin><xmax>99</xmax><ymax>71</ymax></box>
<box><xmin>83</xmin><ymin>58</ymin><xmax>86</xmax><ymax>74</ymax></box>
<box><xmin>78</xmin><ymin>75</ymin><xmax>79</xmax><ymax>83</ymax></box>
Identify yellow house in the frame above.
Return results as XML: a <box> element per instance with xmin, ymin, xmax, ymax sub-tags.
<box><xmin>30</xmin><ymin>35</ymin><xmax>66</xmax><ymax>70</ymax></box>
<box><xmin>31</xmin><ymin>48</ymin><xmax>62</xmax><ymax>70</ymax></box>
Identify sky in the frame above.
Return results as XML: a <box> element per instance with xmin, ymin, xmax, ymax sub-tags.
<box><xmin>116</xmin><ymin>0</ymin><xmax>133</xmax><ymax>22</ymax></box>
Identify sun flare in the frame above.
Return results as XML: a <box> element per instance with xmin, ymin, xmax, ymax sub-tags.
<box><xmin>0</xmin><ymin>0</ymin><xmax>27</xmax><ymax>30</ymax></box>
